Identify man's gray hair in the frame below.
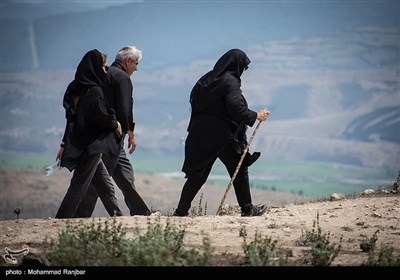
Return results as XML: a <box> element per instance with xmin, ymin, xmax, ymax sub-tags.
<box><xmin>115</xmin><ymin>46</ymin><xmax>142</xmax><ymax>62</ymax></box>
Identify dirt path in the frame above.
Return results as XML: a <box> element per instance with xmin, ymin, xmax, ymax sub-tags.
<box><xmin>1</xmin><ymin>193</ymin><xmax>399</xmax><ymax>267</ymax></box>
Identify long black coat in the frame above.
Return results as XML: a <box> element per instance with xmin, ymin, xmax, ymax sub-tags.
<box><xmin>105</xmin><ymin>61</ymin><xmax>135</xmax><ymax>133</ymax></box>
<box><xmin>182</xmin><ymin>49</ymin><xmax>257</xmax><ymax>177</ymax></box>
<box><xmin>60</xmin><ymin>50</ymin><xmax>121</xmax><ymax>171</ymax></box>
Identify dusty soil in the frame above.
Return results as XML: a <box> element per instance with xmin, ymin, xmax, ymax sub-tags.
<box><xmin>0</xmin><ymin>168</ymin><xmax>399</xmax><ymax>267</ymax></box>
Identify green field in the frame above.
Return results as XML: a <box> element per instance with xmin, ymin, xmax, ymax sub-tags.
<box><xmin>208</xmin><ymin>178</ymin><xmax>374</xmax><ymax>198</ymax></box>
<box><xmin>0</xmin><ymin>152</ymin><xmax>56</xmax><ymax>169</ymax></box>
<box><xmin>207</xmin><ymin>159</ymin><xmax>396</xmax><ymax>198</ymax></box>
<box><xmin>1</xmin><ymin>151</ymin><xmax>396</xmax><ymax>199</ymax></box>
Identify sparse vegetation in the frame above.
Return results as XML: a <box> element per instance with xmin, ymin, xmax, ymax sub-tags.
<box><xmin>42</xmin><ymin>217</ymin><xmax>213</xmax><ymax>266</ymax></box>
<box><xmin>309</xmin><ymin>231</ymin><xmax>342</xmax><ymax>266</ymax></box>
<box><xmin>190</xmin><ymin>193</ymin><xmax>207</xmax><ymax>216</ymax></box>
<box><xmin>356</xmin><ymin>220</ymin><xmax>369</xmax><ymax>228</ymax></box>
<box><xmin>360</xmin><ymin>230</ymin><xmax>400</xmax><ymax>266</ymax></box>
<box><xmin>360</xmin><ymin>230</ymin><xmax>379</xmax><ymax>252</ymax></box>
<box><xmin>366</xmin><ymin>244</ymin><xmax>400</xmax><ymax>266</ymax></box>
<box><xmin>267</xmin><ymin>223</ymin><xmax>277</xmax><ymax>229</ymax></box>
<box><xmin>295</xmin><ymin>212</ymin><xmax>342</xmax><ymax>266</ymax></box>
<box><xmin>240</xmin><ymin>226</ymin><xmax>288</xmax><ymax>266</ymax></box>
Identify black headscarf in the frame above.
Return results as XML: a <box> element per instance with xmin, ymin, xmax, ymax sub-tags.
<box><xmin>63</xmin><ymin>49</ymin><xmax>105</xmax><ymax>118</ymax></box>
<box><xmin>201</xmin><ymin>48</ymin><xmax>250</xmax><ymax>87</ymax></box>
<box><xmin>60</xmin><ymin>49</ymin><xmax>118</xmax><ymax>171</ymax></box>
<box><xmin>189</xmin><ymin>48</ymin><xmax>251</xmax><ymax>113</ymax></box>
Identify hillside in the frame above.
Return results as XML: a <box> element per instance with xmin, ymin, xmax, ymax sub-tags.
<box><xmin>0</xmin><ymin>192</ymin><xmax>399</xmax><ymax>268</ymax></box>
<box><xmin>1</xmin><ymin>2</ymin><xmax>399</xmax><ymax>173</ymax></box>
<box><xmin>1</xmin><ymin>68</ymin><xmax>399</xmax><ymax>171</ymax></box>
<box><xmin>2</xmin><ymin>1</ymin><xmax>398</xmax><ymax>71</ymax></box>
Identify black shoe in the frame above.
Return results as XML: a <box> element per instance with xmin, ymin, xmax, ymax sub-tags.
<box><xmin>241</xmin><ymin>204</ymin><xmax>268</xmax><ymax>217</ymax></box>
<box><xmin>173</xmin><ymin>209</ymin><xmax>189</xmax><ymax>217</ymax></box>
<box><xmin>243</xmin><ymin>152</ymin><xmax>261</xmax><ymax>167</ymax></box>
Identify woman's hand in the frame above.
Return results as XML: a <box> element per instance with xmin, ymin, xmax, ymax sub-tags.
<box><xmin>116</xmin><ymin>121</ymin><xmax>122</xmax><ymax>136</ymax></box>
<box><xmin>257</xmin><ymin>109</ymin><xmax>270</xmax><ymax>121</ymax></box>
<box><xmin>56</xmin><ymin>147</ymin><xmax>64</xmax><ymax>161</ymax></box>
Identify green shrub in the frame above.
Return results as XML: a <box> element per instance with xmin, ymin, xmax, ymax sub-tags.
<box><xmin>364</xmin><ymin>231</ymin><xmax>400</xmax><ymax>266</ymax></box>
<box><xmin>366</xmin><ymin>244</ymin><xmax>400</xmax><ymax>266</ymax></box>
<box><xmin>295</xmin><ymin>211</ymin><xmax>342</xmax><ymax>266</ymax></box>
<box><xmin>190</xmin><ymin>193</ymin><xmax>207</xmax><ymax>216</ymax></box>
<box><xmin>241</xmin><ymin>228</ymin><xmax>287</xmax><ymax>266</ymax></box>
<box><xmin>360</xmin><ymin>230</ymin><xmax>379</xmax><ymax>252</ymax></box>
<box><xmin>310</xmin><ymin>232</ymin><xmax>342</xmax><ymax>266</ymax></box>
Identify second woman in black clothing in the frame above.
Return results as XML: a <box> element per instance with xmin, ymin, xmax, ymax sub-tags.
<box><xmin>55</xmin><ymin>49</ymin><xmax>123</xmax><ymax>218</ymax></box>
<box><xmin>174</xmin><ymin>49</ymin><xmax>270</xmax><ymax>217</ymax></box>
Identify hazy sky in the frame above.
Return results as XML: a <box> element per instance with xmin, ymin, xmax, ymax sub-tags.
<box><xmin>16</xmin><ymin>0</ymin><xmax>135</xmax><ymax>7</ymax></box>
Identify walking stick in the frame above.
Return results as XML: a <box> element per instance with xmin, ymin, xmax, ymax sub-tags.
<box><xmin>216</xmin><ymin>114</ymin><xmax>267</xmax><ymax>215</ymax></box>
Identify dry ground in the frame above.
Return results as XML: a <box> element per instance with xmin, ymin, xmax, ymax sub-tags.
<box><xmin>0</xmin><ymin>168</ymin><xmax>399</xmax><ymax>267</ymax></box>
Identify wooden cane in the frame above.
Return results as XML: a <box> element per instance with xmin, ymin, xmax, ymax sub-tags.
<box><xmin>215</xmin><ymin>116</ymin><xmax>266</xmax><ymax>216</ymax></box>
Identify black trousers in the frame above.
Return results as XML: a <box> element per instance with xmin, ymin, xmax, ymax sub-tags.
<box><xmin>175</xmin><ymin>144</ymin><xmax>253</xmax><ymax>215</ymax></box>
<box><xmin>55</xmin><ymin>153</ymin><xmax>123</xmax><ymax>219</ymax></box>
<box><xmin>74</xmin><ymin>141</ymin><xmax>151</xmax><ymax>217</ymax></box>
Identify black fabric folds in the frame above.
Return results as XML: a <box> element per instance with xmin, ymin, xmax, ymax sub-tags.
<box><xmin>182</xmin><ymin>49</ymin><xmax>257</xmax><ymax>178</ymax></box>
<box><xmin>60</xmin><ymin>49</ymin><xmax>120</xmax><ymax>171</ymax></box>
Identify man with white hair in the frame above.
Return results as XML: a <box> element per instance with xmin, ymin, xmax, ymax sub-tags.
<box><xmin>75</xmin><ymin>46</ymin><xmax>151</xmax><ymax>217</ymax></box>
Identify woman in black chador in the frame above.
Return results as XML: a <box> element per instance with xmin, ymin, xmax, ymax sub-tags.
<box><xmin>55</xmin><ymin>49</ymin><xmax>123</xmax><ymax>218</ymax></box>
<box><xmin>174</xmin><ymin>49</ymin><xmax>270</xmax><ymax>217</ymax></box>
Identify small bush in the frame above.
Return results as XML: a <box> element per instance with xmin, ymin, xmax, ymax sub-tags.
<box><xmin>310</xmin><ymin>232</ymin><xmax>342</xmax><ymax>266</ymax></box>
<box><xmin>363</xmin><ymin>231</ymin><xmax>400</xmax><ymax>266</ymax></box>
<box><xmin>360</xmin><ymin>230</ymin><xmax>379</xmax><ymax>252</ymax></box>
<box><xmin>295</xmin><ymin>220</ymin><xmax>321</xmax><ymax>246</ymax></box>
<box><xmin>241</xmin><ymin>228</ymin><xmax>287</xmax><ymax>266</ymax></box>
<box><xmin>366</xmin><ymin>244</ymin><xmax>400</xmax><ymax>266</ymax></box>
<box><xmin>295</xmin><ymin>211</ymin><xmax>342</xmax><ymax>266</ymax></box>
<box><xmin>190</xmin><ymin>193</ymin><xmax>207</xmax><ymax>216</ymax></box>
